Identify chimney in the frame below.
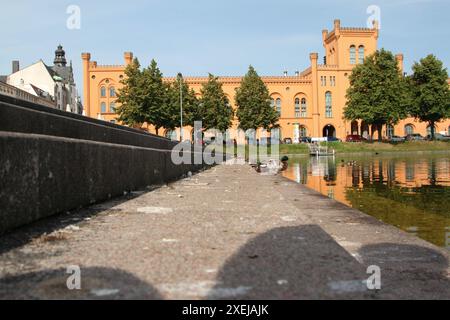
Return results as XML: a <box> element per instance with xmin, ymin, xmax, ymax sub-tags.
<box><xmin>12</xmin><ymin>61</ymin><xmax>20</xmax><ymax>73</ymax></box>
<box><xmin>124</xmin><ymin>52</ymin><xmax>133</xmax><ymax>65</ymax></box>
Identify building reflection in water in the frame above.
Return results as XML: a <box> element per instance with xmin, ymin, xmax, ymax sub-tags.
<box><xmin>283</xmin><ymin>155</ymin><xmax>450</xmax><ymax>249</ymax></box>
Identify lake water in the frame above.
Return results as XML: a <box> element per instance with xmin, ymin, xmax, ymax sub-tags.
<box><xmin>282</xmin><ymin>153</ymin><xmax>450</xmax><ymax>249</ymax></box>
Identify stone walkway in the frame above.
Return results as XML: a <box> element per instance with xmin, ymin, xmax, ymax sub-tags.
<box><xmin>0</xmin><ymin>164</ymin><xmax>449</xmax><ymax>299</ymax></box>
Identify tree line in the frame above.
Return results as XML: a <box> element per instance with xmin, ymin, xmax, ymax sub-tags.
<box><xmin>115</xmin><ymin>59</ymin><xmax>279</xmax><ymax>138</ymax></box>
<box><xmin>344</xmin><ymin>49</ymin><xmax>450</xmax><ymax>140</ymax></box>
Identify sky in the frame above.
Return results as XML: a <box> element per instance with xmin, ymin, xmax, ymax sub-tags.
<box><xmin>1</xmin><ymin>0</ymin><xmax>449</xmax><ymax>101</ymax></box>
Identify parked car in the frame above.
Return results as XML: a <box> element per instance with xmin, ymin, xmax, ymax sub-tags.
<box><xmin>345</xmin><ymin>135</ymin><xmax>367</xmax><ymax>142</ymax></box>
<box><xmin>388</xmin><ymin>135</ymin><xmax>406</xmax><ymax>143</ymax></box>
<box><xmin>299</xmin><ymin>137</ymin><xmax>312</xmax><ymax>143</ymax></box>
<box><xmin>405</xmin><ymin>134</ymin><xmax>424</xmax><ymax>141</ymax></box>
<box><xmin>326</xmin><ymin>137</ymin><xmax>342</xmax><ymax>142</ymax></box>
<box><xmin>425</xmin><ymin>133</ymin><xmax>450</xmax><ymax>141</ymax></box>
<box><xmin>283</xmin><ymin>138</ymin><xmax>293</xmax><ymax>144</ymax></box>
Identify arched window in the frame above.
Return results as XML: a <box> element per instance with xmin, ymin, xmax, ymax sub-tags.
<box><xmin>405</xmin><ymin>124</ymin><xmax>414</xmax><ymax>136</ymax></box>
<box><xmin>109</xmin><ymin>102</ymin><xmax>115</xmax><ymax>113</ymax></box>
<box><xmin>100</xmin><ymin>102</ymin><xmax>106</xmax><ymax>113</ymax></box>
<box><xmin>358</xmin><ymin>46</ymin><xmax>365</xmax><ymax>64</ymax></box>
<box><xmin>350</xmin><ymin>46</ymin><xmax>356</xmax><ymax>65</ymax></box>
<box><xmin>295</xmin><ymin>98</ymin><xmax>301</xmax><ymax>118</ymax></box>
<box><xmin>325</xmin><ymin>92</ymin><xmax>332</xmax><ymax>118</ymax></box>
<box><xmin>109</xmin><ymin>87</ymin><xmax>116</xmax><ymax>97</ymax></box>
<box><xmin>276</xmin><ymin>98</ymin><xmax>282</xmax><ymax>114</ymax></box>
<box><xmin>270</xmin><ymin>98</ymin><xmax>275</xmax><ymax>108</ymax></box>
<box><xmin>100</xmin><ymin>87</ymin><xmax>106</xmax><ymax>97</ymax></box>
<box><xmin>301</xmin><ymin>98</ymin><xmax>307</xmax><ymax>118</ymax></box>
<box><xmin>299</xmin><ymin>126</ymin><xmax>307</xmax><ymax>137</ymax></box>
<box><xmin>387</xmin><ymin>125</ymin><xmax>394</xmax><ymax>138</ymax></box>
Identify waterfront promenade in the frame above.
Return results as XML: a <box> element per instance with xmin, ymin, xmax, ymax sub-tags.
<box><xmin>0</xmin><ymin>164</ymin><xmax>448</xmax><ymax>299</ymax></box>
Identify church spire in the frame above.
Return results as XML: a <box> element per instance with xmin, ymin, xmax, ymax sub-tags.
<box><xmin>54</xmin><ymin>44</ymin><xmax>67</xmax><ymax>67</ymax></box>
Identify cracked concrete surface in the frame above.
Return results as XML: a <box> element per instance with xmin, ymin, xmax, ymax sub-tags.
<box><xmin>0</xmin><ymin>164</ymin><xmax>449</xmax><ymax>300</ymax></box>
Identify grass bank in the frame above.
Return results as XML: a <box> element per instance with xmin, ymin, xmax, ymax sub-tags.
<box><xmin>281</xmin><ymin>141</ymin><xmax>450</xmax><ymax>155</ymax></box>
<box><xmin>219</xmin><ymin>141</ymin><xmax>449</xmax><ymax>157</ymax></box>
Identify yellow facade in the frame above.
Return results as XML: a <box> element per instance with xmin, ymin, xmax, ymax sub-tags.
<box><xmin>82</xmin><ymin>19</ymin><xmax>450</xmax><ymax>140</ymax></box>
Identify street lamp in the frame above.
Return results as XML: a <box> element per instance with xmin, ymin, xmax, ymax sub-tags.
<box><xmin>178</xmin><ymin>72</ymin><xmax>184</xmax><ymax>142</ymax></box>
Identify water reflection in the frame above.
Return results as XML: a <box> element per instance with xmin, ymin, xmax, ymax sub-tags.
<box><xmin>283</xmin><ymin>154</ymin><xmax>450</xmax><ymax>249</ymax></box>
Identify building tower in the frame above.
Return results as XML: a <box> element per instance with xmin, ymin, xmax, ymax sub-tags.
<box><xmin>54</xmin><ymin>45</ymin><xmax>67</xmax><ymax>67</ymax></box>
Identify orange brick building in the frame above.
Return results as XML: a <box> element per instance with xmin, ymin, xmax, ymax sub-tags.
<box><xmin>82</xmin><ymin>19</ymin><xmax>450</xmax><ymax>141</ymax></box>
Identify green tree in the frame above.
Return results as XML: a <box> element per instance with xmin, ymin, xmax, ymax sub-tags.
<box><xmin>408</xmin><ymin>54</ymin><xmax>450</xmax><ymax>140</ymax></box>
<box><xmin>165</xmin><ymin>74</ymin><xmax>200</xmax><ymax>138</ymax></box>
<box><xmin>235</xmin><ymin>66</ymin><xmax>279</xmax><ymax>132</ymax></box>
<box><xmin>344</xmin><ymin>49</ymin><xmax>409</xmax><ymax>141</ymax></box>
<box><xmin>200</xmin><ymin>74</ymin><xmax>234</xmax><ymax>133</ymax></box>
<box><xmin>140</xmin><ymin>59</ymin><xmax>167</xmax><ymax>136</ymax></box>
<box><xmin>115</xmin><ymin>58</ymin><xmax>145</xmax><ymax>127</ymax></box>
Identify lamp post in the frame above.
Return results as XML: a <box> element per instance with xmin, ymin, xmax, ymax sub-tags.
<box><xmin>178</xmin><ymin>72</ymin><xmax>184</xmax><ymax>142</ymax></box>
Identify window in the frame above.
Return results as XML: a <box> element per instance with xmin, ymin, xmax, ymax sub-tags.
<box><xmin>101</xmin><ymin>102</ymin><xmax>106</xmax><ymax>113</ymax></box>
<box><xmin>110</xmin><ymin>102</ymin><xmax>115</xmax><ymax>113</ymax></box>
<box><xmin>320</xmin><ymin>76</ymin><xmax>327</xmax><ymax>86</ymax></box>
<box><xmin>301</xmin><ymin>98</ymin><xmax>307</xmax><ymax>118</ymax></box>
<box><xmin>387</xmin><ymin>125</ymin><xmax>394</xmax><ymax>138</ymax></box>
<box><xmin>325</xmin><ymin>92</ymin><xmax>332</xmax><ymax>118</ymax></box>
<box><xmin>109</xmin><ymin>87</ymin><xmax>116</xmax><ymax>97</ymax></box>
<box><xmin>358</xmin><ymin>46</ymin><xmax>365</xmax><ymax>64</ymax></box>
<box><xmin>276</xmin><ymin>98</ymin><xmax>282</xmax><ymax>115</ymax></box>
<box><xmin>330</xmin><ymin>76</ymin><xmax>336</xmax><ymax>86</ymax></box>
<box><xmin>100</xmin><ymin>86</ymin><xmax>106</xmax><ymax>97</ymax></box>
<box><xmin>295</xmin><ymin>98</ymin><xmax>301</xmax><ymax>118</ymax></box>
<box><xmin>350</xmin><ymin>46</ymin><xmax>356</xmax><ymax>65</ymax></box>
<box><xmin>270</xmin><ymin>98</ymin><xmax>275</xmax><ymax>108</ymax></box>
<box><xmin>405</xmin><ymin>124</ymin><xmax>414</xmax><ymax>136</ymax></box>
<box><xmin>299</xmin><ymin>126</ymin><xmax>307</xmax><ymax>137</ymax></box>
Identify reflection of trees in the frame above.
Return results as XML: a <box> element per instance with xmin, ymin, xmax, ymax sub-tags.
<box><xmin>324</xmin><ymin>158</ymin><xmax>337</xmax><ymax>184</ymax></box>
<box><xmin>352</xmin><ymin>165</ymin><xmax>360</xmax><ymax>187</ymax></box>
<box><xmin>428</xmin><ymin>159</ymin><xmax>437</xmax><ymax>186</ymax></box>
<box><xmin>345</xmin><ymin>181</ymin><xmax>450</xmax><ymax>247</ymax></box>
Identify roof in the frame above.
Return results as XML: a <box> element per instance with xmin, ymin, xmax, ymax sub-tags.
<box><xmin>51</xmin><ymin>65</ymin><xmax>74</xmax><ymax>83</ymax></box>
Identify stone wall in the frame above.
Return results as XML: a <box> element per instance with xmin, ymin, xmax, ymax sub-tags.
<box><xmin>0</xmin><ymin>97</ymin><xmax>205</xmax><ymax>234</ymax></box>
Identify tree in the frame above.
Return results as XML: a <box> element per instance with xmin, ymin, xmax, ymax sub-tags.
<box><xmin>344</xmin><ymin>49</ymin><xmax>410</xmax><ymax>141</ymax></box>
<box><xmin>408</xmin><ymin>54</ymin><xmax>450</xmax><ymax>140</ymax></box>
<box><xmin>235</xmin><ymin>66</ymin><xmax>279</xmax><ymax>132</ymax></box>
<box><xmin>115</xmin><ymin>58</ymin><xmax>145</xmax><ymax>127</ymax></box>
<box><xmin>165</xmin><ymin>74</ymin><xmax>200</xmax><ymax>138</ymax></box>
<box><xmin>115</xmin><ymin>58</ymin><xmax>171</xmax><ymax>135</ymax></box>
<box><xmin>200</xmin><ymin>74</ymin><xmax>234</xmax><ymax>133</ymax></box>
<box><xmin>140</xmin><ymin>59</ymin><xmax>167</xmax><ymax>136</ymax></box>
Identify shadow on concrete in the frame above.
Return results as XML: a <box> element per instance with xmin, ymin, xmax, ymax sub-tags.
<box><xmin>0</xmin><ymin>267</ymin><xmax>163</xmax><ymax>300</ymax></box>
<box><xmin>0</xmin><ymin>190</ymin><xmax>151</xmax><ymax>256</ymax></box>
<box><xmin>207</xmin><ymin>225</ymin><xmax>374</xmax><ymax>300</ymax></box>
<box><xmin>358</xmin><ymin>243</ymin><xmax>450</xmax><ymax>299</ymax></box>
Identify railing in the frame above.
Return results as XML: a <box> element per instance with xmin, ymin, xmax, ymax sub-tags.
<box><xmin>0</xmin><ymin>81</ymin><xmax>56</xmax><ymax>108</ymax></box>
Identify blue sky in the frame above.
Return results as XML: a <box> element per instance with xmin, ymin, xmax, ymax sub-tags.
<box><xmin>1</xmin><ymin>0</ymin><xmax>449</xmax><ymax>99</ymax></box>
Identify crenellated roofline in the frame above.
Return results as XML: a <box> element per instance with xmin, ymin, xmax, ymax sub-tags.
<box><xmin>163</xmin><ymin>76</ymin><xmax>312</xmax><ymax>85</ymax></box>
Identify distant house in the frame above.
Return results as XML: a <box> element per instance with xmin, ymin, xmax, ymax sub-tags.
<box><xmin>5</xmin><ymin>45</ymin><xmax>83</xmax><ymax>114</ymax></box>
